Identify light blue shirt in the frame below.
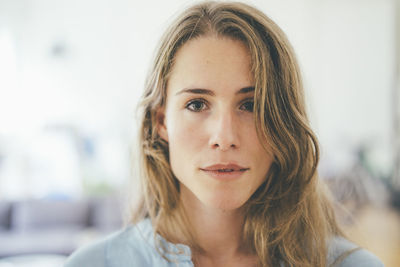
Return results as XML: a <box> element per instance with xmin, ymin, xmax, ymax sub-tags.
<box><xmin>64</xmin><ymin>219</ymin><xmax>384</xmax><ymax>267</ymax></box>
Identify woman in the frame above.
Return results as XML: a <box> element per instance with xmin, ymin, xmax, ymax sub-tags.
<box><xmin>65</xmin><ymin>1</ymin><xmax>383</xmax><ymax>266</ymax></box>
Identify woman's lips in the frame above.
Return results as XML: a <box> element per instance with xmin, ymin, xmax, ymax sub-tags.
<box><xmin>200</xmin><ymin>164</ymin><xmax>249</xmax><ymax>180</ymax></box>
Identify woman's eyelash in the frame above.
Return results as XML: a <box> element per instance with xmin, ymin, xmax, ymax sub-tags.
<box><xmin>239</xmin><ymin>99</ymin><xmax>254</xmax><ymax>112</ymax></box>
<box><xmin>185</xmin><ymin>99</ymin><xmax>208</xmax><ymax>112</ymax></box>
<box><xmin>185</xmin><ymin>98</ymin><xmax>254</xmax><ymax>112</ymax></box>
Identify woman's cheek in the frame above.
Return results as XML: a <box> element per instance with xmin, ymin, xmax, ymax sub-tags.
<box><xmin>168</xmin><ymin>111</ymin><xmax>205</xmax><ymax>144</ymax></box>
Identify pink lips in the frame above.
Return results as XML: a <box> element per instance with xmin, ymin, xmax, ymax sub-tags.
<box><xmin>200</xmin><ymin>163</ymin><xmax>249</xmax><ymax>180</ymax></box>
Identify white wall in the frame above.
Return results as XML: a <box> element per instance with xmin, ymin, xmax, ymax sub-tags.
<box><xmin>0</xmin><ymin>0</ymin><xmax>395</xmax><ymax>198</ymax></box>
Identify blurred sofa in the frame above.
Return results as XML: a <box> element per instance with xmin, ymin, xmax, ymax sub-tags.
<box><xmin>0</xmin><ymin>195</ymin><xmax>123</xmax><ymax>258</ymax></box>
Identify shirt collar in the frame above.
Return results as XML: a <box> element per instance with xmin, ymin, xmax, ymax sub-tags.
<box><xmin>136</xmin><ymin>218</ymin><xmax>193</xmax><ymax>262</ymax></box>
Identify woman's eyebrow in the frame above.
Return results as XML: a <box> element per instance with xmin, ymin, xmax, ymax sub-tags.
<box><xmin>237</xmin><ymin>86</ymin><xmax>255</xmax><ymax>94</ymax></box>
<box><xmin>175</xmin><ymin>88</ymin><xmax>215</xmax><ymax>96</ymax></box>
<box><xmin>175</xmin><ymin>86</ymin><xmax>254</xmax><ymax>96</ymax></box>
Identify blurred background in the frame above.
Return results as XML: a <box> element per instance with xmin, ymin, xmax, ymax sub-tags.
<box><xmin>0</xmin><ymin>0</ymin><xmax>399</xmax><ymax>266</ymax></box>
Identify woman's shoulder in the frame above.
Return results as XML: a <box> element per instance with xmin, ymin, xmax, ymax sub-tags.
<box><xmin>328</xmin><ymin>237</ymin><xmax>384</xmax><ymax>267</ymax></box>
<box><xmin>64</xmin><ymin>219</ymin><xmax>156</xmax><ymax>267</ymax></box>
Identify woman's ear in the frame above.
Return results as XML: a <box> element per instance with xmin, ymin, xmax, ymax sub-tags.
<box><xmin>156</xmin><ymin>108</ymin><xmax>168</xmax><ymax>142</ymax></box>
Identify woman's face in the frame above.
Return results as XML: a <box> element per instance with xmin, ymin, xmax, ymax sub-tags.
<box><xmin>158</xmin><ymin>36</ymin><xmax>273</xmax><ymax>211</ymax></box>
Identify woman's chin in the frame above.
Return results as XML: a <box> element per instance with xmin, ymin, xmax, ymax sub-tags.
<box><xmin>201</xmin><ymin>195</ymin><xmax>248</xmax><ymax>211</ymax></box>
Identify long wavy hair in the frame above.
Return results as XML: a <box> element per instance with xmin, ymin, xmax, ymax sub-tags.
<box><xmin>132</xmin><ymin>1</ymin><xmax>343</xmax><ymax>266</ymax></box>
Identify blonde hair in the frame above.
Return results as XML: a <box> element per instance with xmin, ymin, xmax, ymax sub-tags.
<box><xmin>133</xmin><ymin>1</ymin><xmax>343</xmax><ymax>266</ymax></box>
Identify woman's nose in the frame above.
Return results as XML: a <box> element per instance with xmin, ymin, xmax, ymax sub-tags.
<box><xmin>208</xmin><ymin>110</ymin><xmax>240</xmax><ymax>151</ymax></box>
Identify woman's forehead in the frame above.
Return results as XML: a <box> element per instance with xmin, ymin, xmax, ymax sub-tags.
<box><xmin>167</xmin><ymin>36</ymin><xmax>254</xmax><ymax>95</ymax></box>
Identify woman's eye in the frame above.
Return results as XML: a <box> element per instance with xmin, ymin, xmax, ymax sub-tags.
<box><xmin>240</xmin><ymin>100</ymin><xmax>254</xmax><ymax>112</ymax></box>
<box><xmin>186</xmin><ymin>99</ymin><xmax>208</xmax><ymax>112</ymax></box>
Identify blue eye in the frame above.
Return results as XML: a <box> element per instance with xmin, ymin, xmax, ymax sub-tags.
<box><xmin>240</xmin><ymin>100</ymin><xmax>254</xmax><ymax>112</ymax></box>
<box><xmin>186</xmin><ymin>99</ymin><xmax>208</xmax><ymax>112</ymax></box>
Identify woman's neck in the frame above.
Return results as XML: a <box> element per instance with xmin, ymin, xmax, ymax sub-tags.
<box><xmin>179</xmin><ymin>185</ymin><xmax>252</xmax><ymax>260</ymax></box>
